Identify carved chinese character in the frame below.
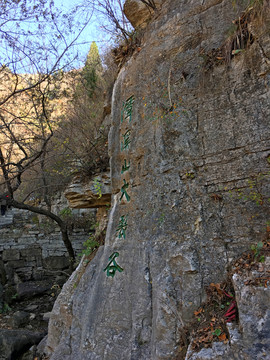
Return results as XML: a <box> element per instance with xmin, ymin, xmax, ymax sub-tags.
<box><xmin>121</xmin><ymin>95</ymin><xmax>135</xmax><ymax>123</ymax></box>
<box><xmin>121</xmin><ymin>159</ymin><xmax>130</xmax><ymax>174</ymax></box>
<box><xmin>116</xmin><ymin>215</ymin><xmax>128</xmax><ymax>239</ymax></box>
<box><xmin>104</xmin><ymin>252</ymin><xmax>124</xmax><ymax>278</ymax></box>
<box><xmin>121</xmin><ymin>130</ymin><xmax>131</xmax><ymax>151</ymax></box>
<box><xmin>120</xmin><ymin>179</ymin><xmax>130</xmax><ymax>202</ymax></box>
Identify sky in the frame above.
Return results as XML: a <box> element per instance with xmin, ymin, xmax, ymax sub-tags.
<box><xmin>0</xmin><ymin>0</ymin><xmax>121</xmax><ymax>73</ymax></box>
<box><xmin>53</xmin><ymin>0</ymin><xmax>112</xmax><ymax>67</ymax></box>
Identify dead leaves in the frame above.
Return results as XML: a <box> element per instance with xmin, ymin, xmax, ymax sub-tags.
<box><xmin>218</xmin><ymin>332</ymin><xmax>228</xmax><ymax>342</ymax></box>
<box><xmin>194</xmin><ymin>308</ymin><xmax>203</xmax><ymax>316</ymax></box>
<box><xmin>191</xmin><ymin>280</ymin><xmax>234</xmax><ymax>351</ymax></box>
<box><xmin>209</xmin><ymin>282</ymin><xmax>224</xmax><ymax>296</ymax></box>
<box><xmin>191</xmin><ymin>324</ymin><xmax>228</xmax><ymax>350</ymax></box>
<box><xmin>244</xmin><ymin>276</ymin><xmax>270</xmax><ymax>287</ymax></box>
<box><xmin>210</xmin><ymin>193</ymin><xmax>223</xmax><ymax>202</ymax></box>
<box><xmin>190</xmin><ymin>237</ymin><xmax>270</xmax><ymax>353</ymax></box>
<box><xmin>233</xmin><ymin>240</ymin><xmax>270</xmax><ymax>276</ymax></box>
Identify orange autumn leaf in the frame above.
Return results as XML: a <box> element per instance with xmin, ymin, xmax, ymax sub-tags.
<box><xmin>194</xmin><ymin>308</ymin><xmax>203</xmax><ymax>316</ymax></box>
<box><xmin>210</xmin><ymin>282</ymin><xmax>223</xmax><ymax>295</ymax></box>
<box><xmin>218</xmin><ymin>333</ymin><xmax>227</xmax><ymax>341</ymax></box>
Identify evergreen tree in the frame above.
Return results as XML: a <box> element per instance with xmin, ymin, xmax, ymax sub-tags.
<box><xmin>85</xmin><ymin>42</ymin><xmax>102</xmax><ymax>70</ymax></box>
<box><xmin>82</xmin><ymin>42</ymin><xmax>103</xmax><ymax>98</ymax></box>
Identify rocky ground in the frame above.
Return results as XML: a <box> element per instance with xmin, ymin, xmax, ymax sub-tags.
<box><xmin>0</xmin><ymin>276</ymin><xmax>66</xmax><ymax>360</ymax></box>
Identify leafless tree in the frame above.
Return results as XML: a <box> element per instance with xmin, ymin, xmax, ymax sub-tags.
<box><xmin>0</xmin><ymin>0</ymin><xmax>94</xmax><ymax>269</ymax></box>
<box><xmin>82</xmin><ymin>0</ymin><xmax>159</xmax><ymax>44</ymax></box>
<box><xmin>80</xmin><ymin>0</ymin><xmax>133</xmax><ymax>42</ymax></box>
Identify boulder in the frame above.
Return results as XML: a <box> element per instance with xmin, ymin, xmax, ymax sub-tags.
<box><xmin>16</xmin><ymin>280</ymin><xmax>52</xmax><ymax>299</ymax></box>
<box><xmin>10</xmin><ymin>311</ymin><xmax>30</xmax><ymax>328</ymax></box>
<box><xmin>124</xmin><ymin>0</ymin><xmax>162</xmax><ymax>28</ymax></box>
<box><xmin>43</xmin><ymin>256</ymin><xmax>70</xmax><ymax>270</ymax></box>
<box><xmin>43</xmin><ymin>312</ymin><xmax>52</xmax><ymax>322</ymax></box>
<box><xmin>0</xmin><ymin>329</ymin><xmax>45</xmax><ymax>360</ymax></box>
<box><xmin>36</xmin><ymin>335</ymin><xmax>48</xmax><ymax>358</ymax></box>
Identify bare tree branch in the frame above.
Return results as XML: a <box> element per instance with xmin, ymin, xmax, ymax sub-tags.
<box><xmin>139</xmin><ymin>0</ymin><xmax>157</xmax><ymax>10</ymax></box>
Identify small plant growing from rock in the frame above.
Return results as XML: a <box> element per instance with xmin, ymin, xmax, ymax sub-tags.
<box><xmin>93</xmin><ymin>178</ymin><xmax>102</xmax><ymax>198</ymax></box>
<box><xmin>212</xmin><ymin>328</ymin><xmax>222</xmax><ymax>337</ymax></box>
<box><xmin>80</xmin><ymin>235</ymin><xmax>100</xmax><ymax>257</ymax></box>
<box><xmin>59</xmin><ymin>207</ymin><xmax>72</xmax><ymax>217</ymax></box>
<box><xmin>251</xmin><ymin>241</ymin><xmax>265</xmax><ymax>262</ymax></box>
<box><xmin>185</xmin><ymin>172</ymin><xmax>195</xmax><ymax>180</ymax></box>
<box><xmin>0</xmin><ymin>303</ymin><xmax>11</xmax><ymax>314</ymax></box>
<box><xmin>157</xmin><ymin>212</ymin><xmax>165</xmax><ymax>226</ymax></box>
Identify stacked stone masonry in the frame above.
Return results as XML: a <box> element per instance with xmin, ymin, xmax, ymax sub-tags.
<box><xmin>0</xmin><ymin>209</ymin><xmax>87</xmax><ymax>283</ymax></box>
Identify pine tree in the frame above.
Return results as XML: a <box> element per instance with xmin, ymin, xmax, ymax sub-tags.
<box><xmin>85</xmin><ymin>41</ymin><xmax>102</xmax><ymax>71</ymax></box>
<box><xmin>83</xmin><ymin>42</ymin><xmax>103</xmax><ymax>98</ymax></box>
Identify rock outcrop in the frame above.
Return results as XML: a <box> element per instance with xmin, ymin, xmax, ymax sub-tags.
<box><xmin>64</xmin><ymin>172</ymin><xmax>111</xmax><ymax>208</ymax></box>
<box><xmin>45</xmin><ymin>0</ymin><xmax>270</xmax><ymax>359</ymax></box>
<box><xmin>124</xmin><ymin>0</ymin><xmax>162</xmax><ymax>28</ymax></box>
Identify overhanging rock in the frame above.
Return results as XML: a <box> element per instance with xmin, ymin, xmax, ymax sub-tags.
<box><xmin>124</xmin><ymin>0</ymin><xmax>163</xmax><ymax>29</ymax></box>
<box><xmin>64</xmin><ymin>172</ymin><xmax>111</xmax><ymax>209</ymax></box>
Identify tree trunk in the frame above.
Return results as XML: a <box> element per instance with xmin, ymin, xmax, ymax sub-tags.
<box><xmin>59</xmin><ymin>223</ymin><xmax>76</xmax><ymax>271</ymax></box>
<box><xmin>10</xmin><ymin>199</ymin><xmax>75</xmax><ymax>269</ymax></box>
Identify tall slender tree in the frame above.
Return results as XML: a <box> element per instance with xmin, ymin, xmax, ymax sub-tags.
<box><xmin>82</xmin><ymin>41</ymin><xmax>103</xmax><ymax>98</ymax></box>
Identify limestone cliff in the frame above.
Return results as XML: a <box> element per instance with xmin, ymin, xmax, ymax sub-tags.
<box><xmin>45</xmin><ymin>0</ymin><xmax>270</xmax><ymax>359</ymax></box>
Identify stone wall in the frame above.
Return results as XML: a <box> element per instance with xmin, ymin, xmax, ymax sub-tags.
<box><xmin>0</xmin><ymin>209</ymin><xmax>91</xmax><ymax>284</ymax></box>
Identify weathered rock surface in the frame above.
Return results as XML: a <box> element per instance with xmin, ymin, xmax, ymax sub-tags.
<box><xmin>45</xmin><ymin>256</ymin><xmax>95</xmax><ymax>357</ymax></box>
<box><xmin>124</xmin><ymin>0</ymin><xmax>162</xmax><ymax>28</ymax></box>
<box><xmin>46</xmin><ymin>0</ymin><xmax>270</xmax><ymax>359</ymax></box>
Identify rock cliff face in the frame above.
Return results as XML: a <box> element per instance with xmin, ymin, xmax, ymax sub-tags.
<box><xmin>45</xmin><ymin>0</ymin><xmax>270</xmax><ymax>359</ymax></box>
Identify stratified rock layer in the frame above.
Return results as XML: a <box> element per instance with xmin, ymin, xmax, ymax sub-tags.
<box><xmin>64</xmin><ymin>172</ymin><xmax>111</xmax><ymax>208</ymax></box>
<box><xmin>46</xmin><ymin>0</ymin><xmax>270</xmax><ymax>359</ymax></box>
